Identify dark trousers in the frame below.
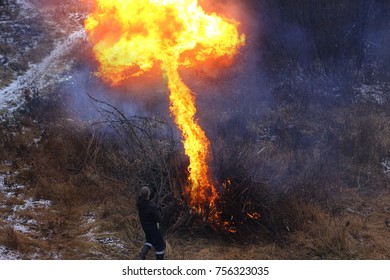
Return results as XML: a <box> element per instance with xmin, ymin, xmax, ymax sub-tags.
<box><xmin>140</xmin><ymin>227</ymin><xmax>165</xmax><ymax>259</ymax></box>
<box><xmin>144</xmin><ymin>228</ymin><xmax>165</xmax><ymax>254</ymax></box>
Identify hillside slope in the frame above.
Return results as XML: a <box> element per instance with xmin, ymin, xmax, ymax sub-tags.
<box><xmin>1</xmin><ymin>0</ymin><xmax>389</xmax><ymax>260</ymax></box>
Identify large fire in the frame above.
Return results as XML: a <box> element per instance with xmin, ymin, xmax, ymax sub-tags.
<box><xmin>84</xmin><ymin>0</ymin><xmax>245</xmax><ymax>216</ymax></box>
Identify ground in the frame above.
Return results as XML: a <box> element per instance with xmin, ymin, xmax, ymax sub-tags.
<box><xmin>0</xmin><ymin>0</ymin><xmax>389</xmax><ymax>260</ymax></box>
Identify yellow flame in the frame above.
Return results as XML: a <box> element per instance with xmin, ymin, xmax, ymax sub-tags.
<box><xmin>84</xmin><ymin>0</ymin><xmax>245</xmax><ymax>214</ymax></box>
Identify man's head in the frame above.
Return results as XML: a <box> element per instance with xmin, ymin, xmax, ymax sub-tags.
<box><xmin>140</xmin><ymin>186</ymin><xmax>151</xmax><ymax>200</ymax></box>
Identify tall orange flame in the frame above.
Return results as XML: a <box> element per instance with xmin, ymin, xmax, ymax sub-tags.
<box><xmin>84</xmin><ymin>0</ymin><xmax>245</xmax><ymax>215</ymax></box>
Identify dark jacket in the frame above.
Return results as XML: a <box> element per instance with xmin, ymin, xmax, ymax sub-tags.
<box><xmin>136</xmin><ymin>197</ymin><xmax>161</xmax><ymax>232</ymax></box>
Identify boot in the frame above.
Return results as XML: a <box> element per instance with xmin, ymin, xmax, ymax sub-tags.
<box><xmin>140</xmin><ymin>245</ymin><xmax>150</xmax><ymax>260</ymax></box>
<box><xmin>156</xmin><ymin>253</ymin><xmax>164</xmax><ymax>260</ymax></box>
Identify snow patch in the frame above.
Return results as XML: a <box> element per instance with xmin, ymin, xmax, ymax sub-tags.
<box><xmin>0</xmin><ymin>28</ymin><xmax>87</xmax><ymax>114</ymax></box>
<box><xmin>5</xmin><ymin>214</ymin><xmax>38</xmax><ymax>234</ymax></box>
<box><xmin>1</xmin><ymin>169</ymin><xmax>51</xmax><ymax>236</ymax></box>
<box><xmin>1</xmin><ymin>160</ymin><xmax>13</xmax><ymax>166</ymax></box>
<box><xmin>0</xmin><ymin>175</ymin><xmax>25</xmax><ymax>198</ymax></box>
<box><xmin>13</xmin><ymin>198</ymin><xmax>52</xmax><ymax>211</ymax></box>
<box><xmin>83</xmin><ymin>213</ymin><xmax>97</xmax><ymax>225</ymax></box>
<box><xmin>12</xmin><ymin>223</ymin><xmax>30</xmax><ymax>234</ymax></box>
<box><xmin>354</xmin><ymin>84</ymin><xmax>386</xmax><ymax>104</ymax></box>
<box><xmin>95</xmin><ymin>236</ymin><xmax>127</xmax><ymax>251</ymax></box>
<box><xmin>381</xmin><ymin>158</ymin><xmax>390</xmax><ymax>176</ymax></box>
<box><xmin>0</xmin><ymin>245</ymin><xmax>21</xmax><ymax>260</ymax></box>
<box><xmin>0</xmin><ymin>174</ymin><xmax>5</xmax><ymax>189</ymax></box>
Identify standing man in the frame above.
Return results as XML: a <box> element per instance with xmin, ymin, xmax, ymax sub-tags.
<box><xmin>137</xmin><ymin>186</ymin><xmax>165</xmax><ymax>260</ymax></box>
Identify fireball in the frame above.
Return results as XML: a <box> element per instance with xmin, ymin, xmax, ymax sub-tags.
<box><xmin>84</xmin><ymin>0</ymin><xmax>245</xmax><ymax>215</ymax></box>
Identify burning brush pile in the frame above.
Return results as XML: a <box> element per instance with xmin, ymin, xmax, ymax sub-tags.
<box><xmin>83</xmin><ymin>0</ymin><xmax>262</xmax><ymax>235</ymax></box>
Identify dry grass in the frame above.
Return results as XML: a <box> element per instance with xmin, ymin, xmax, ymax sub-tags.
<box><xmin>0</xmin><ymin>225</ymin><xmax>21</xmax><ymax>251</ymax></box>
<box><xmin>289</xmin><ymin>189</ymin><xmax>390</xmax><ymax>260</ymax></box>
<box><xmin>1</xmin><ymin>90</ymin><xmax>390</xmax><ymax>259</ymax></box>
<box><xmin>162</xmin><ymin>188</ymin><xmax>390</xmax><ymax>260</ymax></box>
<box><xmin>1</xmin><ymin>0</ymin><xmax>389</xmax><ymax>260</ymax></box>
<box><xmin>0</xmin><ymin>223</ymin><xmax>51</xmax><ymax>257</ymax></box>
<box><xmin>1</xmin><ymin>118</ymin><xmax>389</xmax><ymax>259</ymax></box>
<box><xmin>0</xmin><ymin>67</ymin><xmax>14</xmax><ymax>89</ymax></box>
<box><xmin>1</xmin><ymin>112</ymin><xmax>136</xmax><ymax>258</ymax></box>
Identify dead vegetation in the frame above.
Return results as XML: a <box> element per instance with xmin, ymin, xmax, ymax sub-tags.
<box><xmin>2</xmin><ymin>89</ymin><xmax>389</xmax><ymax>259</ymax></box>
<box><xmin>1</xmin><ymin>0</ymin><xmax>390</xmax><ymax>260</ymax></box>
<box><xmin>0</xmin><ymin>0</ymin><xmax>56</xmax><ymax>89</ymax></box>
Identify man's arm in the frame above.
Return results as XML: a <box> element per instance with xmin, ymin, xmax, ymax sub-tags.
<box><xmin>151</xmin><ymin>202</ymin><xmax>162</xmax><ymax>224</ymax></box>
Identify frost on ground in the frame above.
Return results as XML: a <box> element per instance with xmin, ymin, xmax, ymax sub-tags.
<box><xmin>0</xmin><ymin>28</ymin><xmax>87</xmax><ymax>113</ymax></box>
<box><xmin>382</xmin><ymin>158</ymin><xmax>390</xmax><ymax>176</ymax></box>
<box><xmin>0</xmin><ymin>0</ymin><xmax>87</xmax><ymax>116</ymax></box>
<box><xmin>0</xmin><ymin>245</ymin><xmax>20</xmax><ymax>260</ymax></box>
<box><xmin>1</xmin><ymin>162</ymin><xmax>131</xmax><ymax>259</ymax></box>
<box><xmin>0</xmin><ymin>167</ymin><xmax>53</xmax><ymax>259</ymax></box>
<box><xmin>0</xmin><ymin>173</ymin><xmax>22</xmax><ymax>259</ymax></box>
<box><xmin>0</xmin><ymin>1</ymin><xmax>136</xmax><ymax>260</ymax></box>
<box><xmin>354</xmin><ymin>84</ymin><xmax>388</xmax><ymax>105</ymax></box>
<box><xmin>7</xmin><ymin>197</ymin><xmax>52</xmax><ymax>234</ymax></box>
